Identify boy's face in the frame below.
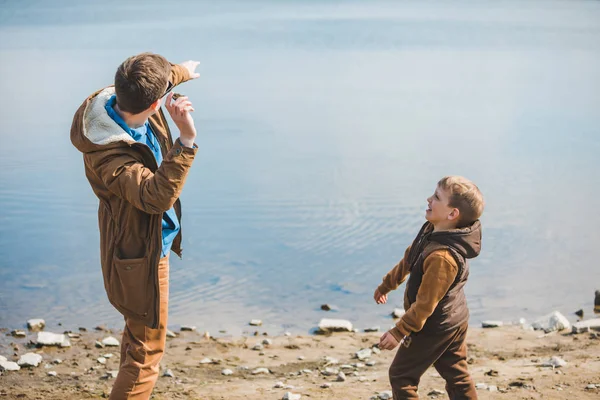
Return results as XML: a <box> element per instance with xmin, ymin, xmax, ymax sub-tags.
<box><xmin>426</xmin><ymin>186</ymin><xmax>458</xmax><ymax>225</ymax></box>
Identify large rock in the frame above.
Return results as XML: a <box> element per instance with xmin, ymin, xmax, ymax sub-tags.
<box><xmin>317</xmin><ymin>319</ymin><xmax>353</xmax><ymax>333</ymax></box>
<box><xmin>27</xmin><ymin>319</ymin><xmax>45</xmax><ymax>331</ymax></box>
<box><xmin>18</xmin><ymin>353</ymin><xmax>43</xmax><ymax>368</ymax></box>
<box><xmin>36</xmin><ymin>332</ymin><xmax>67</xmax><ymax>346</ymax></box>
<box><xmin>572</xmin><ymin>318</ymin><xmax>600</xmax><ymax>333</ymax></box>
<box><xmin>532</xmin><ymin>311</ymin><xmax>571</xmax><ymax>332</ymax></box>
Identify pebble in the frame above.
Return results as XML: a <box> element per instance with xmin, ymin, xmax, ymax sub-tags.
<box><xmin>252</xmin><ymin>367</ymin><xmax>271</xmax><ymax>375</ymax></box>
<box><xmin>262</xmin><ymin>338</ymin><xmax>273</xmax><ymax>346</ymax></box>
<box><xmin>97</xmin><ymin>357</ymin><xmax>107</xmax><ymax>365</ymax></box>
<box><xmin>104</xmin><ymin>370</ymin><xmax>118</xmax><ymax>379</ymax></box>
<box><xmin>95</xmin><ymin>341</ymin><xmax>104</xmax><ymax>349</ymax></box>
<box><xmin>101</xmin><ymin>336</ymin><xmax>120</xmax><ymax>347</ymax></box>
<box><xmin>542</xmin><ymin>356</ymin><xmax>567</xmax><ymax>368</ymax></box>
<box><xmin>321</xmin><ymin>382</ymin><xmax>332</xmax><ymax>388</ymax></box>
<box><xmin>103</xmin><ymin>353</ymin><xmax>113</xmax><ymax>358</ymax></box>
<box><xmin>475</xmin><ymin>383</ymin><xmax>488</xmax><ymax>390</ymax></box>
<box><xmin>321</xmin><ymin>367</ymin><xmax>339</xmax><ymax>376</ymax></box>
<box><xmin>364</xmin><ymin>326</ymin><xmax>380</xmax><ymax>332</ymax></box>
<box><xmin>336</xmin><ymin>371</ymin><xmax>346</xmax><ymax>382</ymax></box>
<box><xmin>249</xmin><ymin>319</ymin><xmax>263</xmax><ymax>326</ymax></box>
<box><xmin>585</xmin><ymin>384</ymin><xmax>598</xmax><ymax>390</ymax></box>
<box><xmin>323</xmin><ymin>356</ymin><xmax>339</xmax><ymax>365</ymax></box>
<box><xmin>377</xmin><ymin>391</ymin><xmax>393</xmax><ymax>400</ymax></box>
<box><xmin>284</xmin><ymin>332</ymin><xmax>291</xmax><ymax>336</ymax></box>
<box><xmin>166</xmin><ymin>329</ymin><xmax>177</xmax><ymax>338</ymax></box>
<box><xmin>428</xmin><ymin>389</ymin><xmax>445</xmax><ymax>396</ymax></box>
<box><xmin>488</xmin><ymin>385</ymin><xmax>498</xmax><ymax>392</ymax></box>
<box><xmin>162</xmin><ymin>369</ymin><xmax>175</xmax><ymax>378</ymax></box>
<box><xmin>200</xmin><ymin>357</ymin><xmax>213</xmax><ymax>364</ymax></box>
<box><xmin>180</xmin><ymin>325</ymin><xmax>196</xmax><ymax>331</ymax></box>
<box><xmin>282</xmin><ymin>392</ymin><xmax>301</xmax><ymax>400</ymax></box>
<box><xmin>221</xmin><ymin>369</ymin><xmax>233</xmax><ymax>376</ymax></box>
<box><xmin>252</xmin><ymin>344</ymin><xmax>263</xmax><ymax>351</ymax></box>
<box><xmin>17</xmin><ymin>353</ymin><xmax>43</xmax><ymax>368</ymax></box>
<box><xmin>11</xmin><ymin>330</ymin><xmax>26</xmax><ymax>338</ymax></box>
<box><xmin>274</xmin><ymin>381</ymin><xmax>285</xmax><ymax>388</ymax></box>
<box><xmin>355</xmin><ymin>348</ymin><xmax>372</xmax><ymax>360</ymax></box>
<box><xmin>297</xmin><ymin>356</ymin><xmax>305</xmax><ymax>360</ymax></box>
<box><xmin>353</xmin><ymin>362</ymin><xmax>365</xmax><ymax>368</ymax></box>
<box><xmin>481</xmin><ymin>321</ymin><xmax>503</xmax><ymax>328</ymax></box>
<box><xmin>320</xmin><ymin>304</ymin><xmax>339</xmax><ymax>311</ymax></box>
<box><xmin>47</xmin><ymin>371</ymin><xmax>57</xmax><ymax>377</ymax></box>
<box><xmin>372</xmin><ymin>346</ymin><xmax>381</xmax><ymax>354</ymax></box>
<box><xmin>52</xmin><ymin>359</ymin><xmax>62</xmax><ymax>364</ymax></box>
<box><xmin>27</xmin><ymin>319</ymin><xmax>45</xmax><ymax>331</ymax></box>
<box><xmin>366</xmin><ymin>361</ymin><xmax>376</xmax><ymax>367</ymax></box>
<box><xmin>60</xmin><ymin>339</ymin><xmax>71</xmax><ymax>348</ymax></box>
<box><xmin>317</xmin><ymin>318</ymin><xmax>353</xmax><ymax>333</ymax></box>
<box><xmin>575</xmin><ymin>309</ymin><xmax>584</xmax><ymax>318</ymax></box>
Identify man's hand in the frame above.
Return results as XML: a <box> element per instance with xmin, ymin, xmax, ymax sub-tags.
<box><xmin>179</xmin><ymin>60</ymin><xmax>200</xmax><ymax>79</ymax></box>
<box><xmin>165</xmin><ymin>92</ymin><xmax>196</xmax><ymax>147</ymax></box>
<box><xmin>374</xmin><ymin>288</ymin><xmax>388</xmax><ymax>304</ymax></box>
<box><xmin>379</xmin><ymin>331</ymin><xmax>400</xmax><ymax>350</ymax></box>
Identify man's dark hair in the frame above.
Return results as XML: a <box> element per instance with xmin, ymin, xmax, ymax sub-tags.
<box><xmin>114</xmin><ymin>52</ymin><xmax>171</xmax><ymax>114</ymax></box>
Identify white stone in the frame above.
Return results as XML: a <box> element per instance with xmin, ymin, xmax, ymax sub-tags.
<box><xmin>104</xmin><ymin>370</ymin><xmax>118</xmax><ymax>379</ymax></box>
<box><xmin>103</xmin><ymin>353</ymin><xmax>113</xmax><ymax>358</ymax></box>
<box><xmin>47</xmin><ymin>371</ymin><xmax>57</xmax><ymax>377</ymax></box>
<box><xmin>166</xmin><ymin>329</ymin><xmax>177</xmax><ymax>338</ymax></box>
<box><xmin>284</xmin><ymin>332</ymin><xmax>291</xmax><ymax>336</ymax></box>
<box><xmin>378</xmin><ymin>391</ymin><xmax>393</xmax><ymax>400</ymax></box>
<box><xmin>262</xmin><ymin>338</ymin><xmax>273</xmax><ymax>346</ymax></box>
<box><xmin>366</xmin><ymin>361</ymin><xmax>376</xmax><ymax>367</ymax></box>
<box><xmin>321</xmin><ymin>367</ymin><xmax>339</xmax><ymax>376</ymax></box>
<box><xmin>353</xmin><ymin>362</ymin><xmax>365</xmax><ymax>368</ymax></box>
<box><xmin>97</xmin><ymin>357</ymin><xmax>107</xmax><ymax>365</ymax></box>
<box><xmin>252</xmin><ymin>344</ymin><xmax>263</xmax><ymax>351</ymax></box>
<box><xmin>475</xmin><ymin>383</ymin><xmax>488</xmax><ymax>390</ymax></box>
<box><xmin>274</xmin><ymin>381</ymin><xmax>285</xmax><ymax>388</ymax></box>
<box><xmin>200</xmin><ymin>357</ymin><xmax>213</xmax><ymax>364</ymax></box>
<box><xmin>11</xmin><ymin>330</ymin><xmax>26</xmax><ymax>337</ymax></box>
<box><xmin>36</xmin><ymin>332</ymin><xmax>66</xmax><ymax>346</ymax></box>
<box><xmin>341</xmin><ymin>364</ymin><xmax>353</xmax><ymax>370</ymax></box>
<box><xmin>572</xmin><ymin>318</ymin><xmax>600</xmax><ymax>333</ymax></box>
<box><xmin>317</xmin><ymin>318</ymin><xmax>353</xmax><ymax>333</ymax></box>
<box><xmin>102</xmin><ymin>336</ymin><xmax>120</xmax><ymax>347</ymax></box>
<box><xmin>482</xmin><ymin>321</ymin><xmax>503</xmax><ymax>328</ymax></box>
<box><xmin>323</xmin><ymin>356</ymin><xmax>338</xmax><ymax>365</ymax></box>
<box><xmin>0</xmin><ymin>360</ymin><xmax>20</xmax><ymax>371</ymax></box>
<box><xmin>180</xmin><ymin>325</ymin><xmax>196</xmax><ymax>331</ymax></box>
<box><xmin>252</xmin><ymin>367</ymin><xmax>271</xmax><ymax>375</ymax></box>
<box><xmin>282</xmin><ymin>392</ymin><xmax>301</xmax><ymax>400</ymax></box>
<box><xmin>542</xmin><ymin>356</ymin><xmax>567</xmax><ymax>368</ymax></box>
<box><xmin>392</xmin><ymin>308</ymin><xmax>405</xmax><ymax>319</ymax></box>
<box><xmin>0</xmin><ymin>356</ymin><xmax>6</xmax><ymax>363</ymax></box>
<box><xmin>301</xmin><ymin>369</ymin><xmax>313</xmax><ymax>374</ymax></box>
<box><xmin>60</xmin><ymin>339</ymin><xmax>71</xmax><ymax>348</ymax></box>
<box><xmin>355</xmin><ymin>348</ymin><xmax>372</xmax><ymax>360</ymax></box>
<box><xmin>428</xmin><ymin>389</ymin><xmax>445</xmax><ymax>396</ymax></box>
<box><xmin>372</xmin><ymin>346</ymin><xmax>381</xmax><ymax>354</ymax></box>
<box><xmin>95</xmin><ymin>341</ymin><xmax>104</xmax><ymax>348</ymax></box>
<box><xmin>52</xmin><ymin>359</ymin><xmax>62</xmax><ymax>364</ymax></box>
<box><xmin>532</xmin><ymin>311</ymin><xmax>571</xmax><ymax>332</ymax></box>
<box><xmin>585</xmin><ymin>384</ymin><xmax>597</xmax><ymax>390</ymax></box>
<box><xmin>221</xmin><ymin>368</ymin><xmax>233</xmax><ymax>376</ymax></box>
<box><xmin>297</xmin><ymin>356</ymin><xmax>305</xmax><ymax>360</ymax></box>
<box><xmin>249</xmin><ymin>319</ymin><xmax>262</xmax><ymax>326</ymax></box>
<box><xmin>163</xmin><ymin>368</ymin><xmax>175</xmax><ymax>377</ymax></box>
<box><xmin>17</xmin><ymin>353</ymin><xmax>42</xmax><ymax>367</ymax></box>
<box><xmin>336</xmin><ymin>371</ymin><xmax>346</xmax><ymax>382</ymax></box>
<box><xmin>321</xmin><ymin>383</ymin><xmax>332</xmax><ymax>388</ymax></box>
<box><xmin>488</xmin><ymin>385</ymin><xmax>498</xmax><ymax>392</ymax></box>
<box><xmin>27</xmin><ymin>319</ymin><xmax>45</xmax><ymax>331</ymax></box>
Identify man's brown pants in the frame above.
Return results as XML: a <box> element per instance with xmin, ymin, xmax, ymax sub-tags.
<box><xmin>389</xmin><ymin>322</ymin><xmax>477</xmax><ymax>400</ymax></box>
<box><xmin>110</xmin><ymin>256</ymin><xmax>169</xmax><ymax>400</ymax></box>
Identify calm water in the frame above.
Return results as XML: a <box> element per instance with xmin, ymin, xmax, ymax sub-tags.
<box><xmin>1</xmin><ymin>0</ymin><xmax>599</xmax><ymax>337</ymax></box>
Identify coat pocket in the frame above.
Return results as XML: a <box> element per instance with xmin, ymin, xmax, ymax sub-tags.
<box><xmin>111</xmin><ymin>255</ymin><xmax>150</xmax><ymax>317</ymax></box>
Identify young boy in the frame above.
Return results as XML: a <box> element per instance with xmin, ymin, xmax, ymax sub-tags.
<box><xmin>374</xmin><ymin>176</ymin><xmax>484</xmax><ymax>400</ymax></box>
<box><xmin>71</xmin><ymin>53</ymin><xmax>200</xmax><ymax>399</ymax></box>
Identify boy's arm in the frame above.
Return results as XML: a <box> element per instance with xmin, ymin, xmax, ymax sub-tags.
<box><xmin>377</xmin><ymin>246</ymin><xmax>412</xmax><ymax>295</ymax></box>
<box><xmin>170</xmin><ymin>61</ymin><xmax>199</xmax><ymax>87</ymax></box>
<box><xmin>388</xmin><ymin>249</ymin><xmax>459</xmax><ymax>341</ymax></box>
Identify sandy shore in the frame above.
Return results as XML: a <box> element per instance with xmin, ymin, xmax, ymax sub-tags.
<box><xmin>1</xmin><ymin>324</ymin><xmax>599</xmax><ymax>400</ymax></box>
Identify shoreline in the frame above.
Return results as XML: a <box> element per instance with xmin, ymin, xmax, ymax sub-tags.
<box><xmin>1</xmin><ymin>319</ymin><xmax>599</xmax><ymax>399</ymax></box>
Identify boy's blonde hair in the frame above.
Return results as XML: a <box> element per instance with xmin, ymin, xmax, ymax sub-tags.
<box><xmin>438</xmin><ymin>176</ymin><xmax>484</xmax><ymax>227</ymax></box>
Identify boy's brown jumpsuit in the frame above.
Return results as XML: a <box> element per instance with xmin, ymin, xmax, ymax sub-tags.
<box><xmin>378</xmin><ymin>221</ymin><xmax>482</xmax><ymax>400</ymax></box>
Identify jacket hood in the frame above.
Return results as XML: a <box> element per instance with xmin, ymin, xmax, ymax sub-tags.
<box><xmin>429</xmin><ymin>220</ymin><xmax>482</xmax><ymax>259</ymax></box>
<box><xmin>71</xmin><ymin>87</ymin><xmax>134</xmax><ymax>154</ymax></box>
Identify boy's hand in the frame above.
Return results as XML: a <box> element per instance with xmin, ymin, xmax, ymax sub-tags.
<box><xmin>179</xmin><ymin>60</ymin><xmax>200</xmax><ymax>79</ymax></box>
<box><xmin>165</xmin><ymin>92</ymin><xmax>196</xmax><ymax>147</ymax></box>
<box><xmin>374</xmin><ymin>288</ymin><xmax>388</xmax><ymax>304</ymax></box>
<box><xmin>379</xmin><ymin>331</ymin><xmax>400</xmax><ymax>350</ymax></box>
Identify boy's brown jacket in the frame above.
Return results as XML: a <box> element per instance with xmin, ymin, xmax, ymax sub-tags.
<box><xmin>378</xmin><ymin>221</ymin><xmax>481</xmax><ymax>341</ymax></box>
<box><xmin>70</xmin><ymin>64</ymin><xmax>197</xmax><ymax>329</ymax></box>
